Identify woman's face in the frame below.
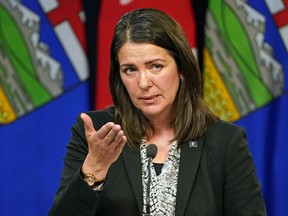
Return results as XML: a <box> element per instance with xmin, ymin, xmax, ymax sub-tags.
<box><xmin>118</xmin><ymin>42</ymin><xmax>181</xmax><ymax>120</ymax></box>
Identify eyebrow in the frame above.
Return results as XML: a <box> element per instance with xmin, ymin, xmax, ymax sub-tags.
<box><xmin>145</xmin><ymin>58</ymin><xmax>166</xmax><ymax>65</ymax></box>
<box><xmin>120</xmin><ymin>58</ymin><xmax>167</xmax><ymax>67</ymax></box>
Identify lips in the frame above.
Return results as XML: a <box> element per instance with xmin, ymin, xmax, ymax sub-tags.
<box><xmin>139</xmin><ymin>95</ymin><xmax>159</xmax><ymax>103</ymax></box>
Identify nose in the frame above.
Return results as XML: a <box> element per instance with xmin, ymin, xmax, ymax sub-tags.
<box><xmin>139</xmin><ymin>71</ymin><xmax>152</xmax><ymax>90</ymax></box>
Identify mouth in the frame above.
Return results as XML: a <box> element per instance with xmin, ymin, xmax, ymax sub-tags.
<box><xmin>139</xmin><ymin>95</ymin><xmax>160</xmax><ymax>103</ymax></box>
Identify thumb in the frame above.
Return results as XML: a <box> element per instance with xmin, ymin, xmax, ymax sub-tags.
<box><xmin>80</xmin><ymin>113</ymin><xmax>95</xmax><ymax>138</ymax></box>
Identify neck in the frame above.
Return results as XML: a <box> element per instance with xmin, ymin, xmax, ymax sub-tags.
<box><xmin>146</xmin><ymin>127</ymin><xmax>175</xmax><ymax>163</ymax></box>
<box><xmin>145</xmin><ymin>108</ymin><xmax>176</xmax><ymax>130</ymax></box>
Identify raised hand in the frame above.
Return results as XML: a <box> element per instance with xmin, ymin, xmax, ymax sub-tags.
<box><xmin>81</xmin><ymin>113</ymin><xmax>127</xmax><ymax>180</ymax></box>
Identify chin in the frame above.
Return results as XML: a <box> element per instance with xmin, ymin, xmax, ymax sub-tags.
<box><xmin>141</xmin><ymin>107</ymin><xmax>166</xmax><ymax>118</ymax></box>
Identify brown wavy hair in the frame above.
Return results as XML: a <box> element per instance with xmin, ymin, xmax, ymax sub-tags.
<box><xmin>109</xmin><ymin>8</ymin><xmax>217</xmax><ymax>147</ymax></box>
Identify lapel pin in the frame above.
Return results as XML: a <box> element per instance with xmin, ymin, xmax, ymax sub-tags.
<box><xmin>189</xmin><ymin>141</ymin><xmax>198</xmax><ymax>148</ymax></box>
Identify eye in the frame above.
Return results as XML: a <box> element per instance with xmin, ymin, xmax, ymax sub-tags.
<box><xmin>122</xmin><ymin>66</ymin><xmax>136</xmax><ymax>74</ymax></box>
<box><xmin>151</xmin><ymin>64</ymin><xmax>163</xmax><ymax>71</ymax></box>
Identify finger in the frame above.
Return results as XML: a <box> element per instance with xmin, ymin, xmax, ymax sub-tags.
<box><xmin>114</xmin><ymin>135</ymin><xmax>127</xmax><ymax>152</ymax></box>
<box><xmin>96</xmin><ymin>122</ymin><xmax>116</xmax><ymax>139</ymax></box>
<box><xmin>104</xmin><ymin>124</ymin><xmax>123</xmax><ymax>144</ymax></box>
<box><xmin>110</xmin><ymin>129</ymin><xmax>125</xmax><ymax>145</ymax></box>
<box><xmin>80</xmin><ymin>113</ymin><xmax>95</xmax><ymax>137</ymax></box>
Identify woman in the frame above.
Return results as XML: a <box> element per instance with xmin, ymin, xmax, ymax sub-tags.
<box><xmin>49</xmin><ymin>8</ymin><xmax>266</xmax><ymax>215</ymax></box>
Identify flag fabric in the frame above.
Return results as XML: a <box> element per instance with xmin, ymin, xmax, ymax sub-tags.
<box><xmin>0</xmin><ymin>0</ymin><xmax>91</xmax><ymax>215</ymax></box>
<box><xmin>203</xmin><ymin>0</ymin><xmax>288</xmax><ymax>215</ymax></box>
<box><xmin>1</xmin><ymin>0</ymin><xmax>287</xmax><ymax>215</ymax></box>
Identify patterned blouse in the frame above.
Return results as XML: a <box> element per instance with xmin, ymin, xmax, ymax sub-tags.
<box><xmin>140</xmin><ymin>141</ymin><xmax>181</xmax><ymax>215</ymax></box>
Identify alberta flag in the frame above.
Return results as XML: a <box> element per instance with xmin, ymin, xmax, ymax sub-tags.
<box><xmin>1</xmin><ymin>0</ymin><xmax>287</xmax><ymax>216</ymax></box>
<box><xmin>204</xmin><ymin>0</ymin><xmax>288</xmax><ymax>215</ymax></box>
<box><xmin>0</xmin><ymin>0</ymin><xmax>91</xmax><ymax>215</ymax></box>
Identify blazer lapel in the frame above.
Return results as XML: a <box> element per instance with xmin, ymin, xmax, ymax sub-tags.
<box><xmin>122</xmin><ymin>145</ymin><xmax>143</xmax><ymax>215</ymax></box>
<box><xmin>175</xmin><ymin>137</ymin><xmax>204</xmax><ymax>216</ymax></box>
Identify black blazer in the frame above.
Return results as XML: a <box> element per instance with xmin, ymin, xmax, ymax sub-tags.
<box><xmin>49</xmin><ymin>107</ymin><xmax>266</xmax><ymax>216</ymax></box>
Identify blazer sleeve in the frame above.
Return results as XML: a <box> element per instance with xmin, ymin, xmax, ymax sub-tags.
<box><xmin>223</xmin><ymin>125</ymin><xmax>267</xmax><ymax>215</ymax></box>
<box><xmin>49</xmin><ymin>108</ymin><xmax>116</xmax><ymax>216</ymax></box>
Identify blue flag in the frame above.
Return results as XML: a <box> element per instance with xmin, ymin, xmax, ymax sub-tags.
<box><xmin>204</xmin><ymin>0</ymin><xmax>288</xmax><ymax>215</ymax></box>
<box><xmin>0</xmin><ymin>0</ymin><xmax>91</xmax><ymax>215</ymax></box>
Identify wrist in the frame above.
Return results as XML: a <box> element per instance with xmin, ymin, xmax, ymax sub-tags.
<box><xmin>82</xmin><ymin>155</ymin><xmax>108</xmax><ymax>180</ymax></box>
<box><xmin>80</xmin><ymin>168</ymin><xmax>106</xmax><ymax>190</ymax></box>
